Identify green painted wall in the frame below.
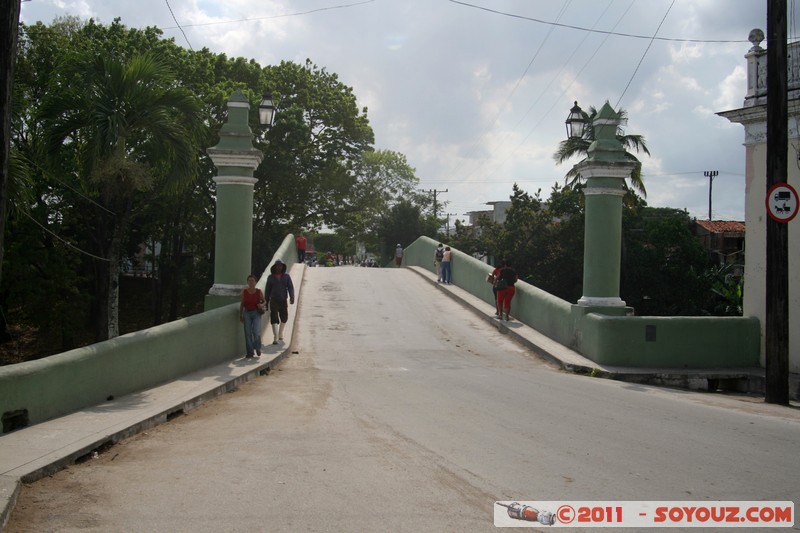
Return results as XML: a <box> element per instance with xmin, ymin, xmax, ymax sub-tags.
<box><xmin>214</xmin><ymin>184</ymin><xmax>255</xmax><ymax>286</ymax></box>
<box><xmin>405</xmin><ymin>236</ymin><xmax>760</xmax><ymax>369</ymax></box>
<box><xmin>0</xmin><ymin>235</ymin><xmax>298</xmax><ymax>428</ymax></box>
<box><xmin>579</xmin><ymin>314</ymin><xmax>761</xmax><ymax>367</ymax></box>
<box><xmin>405</xmin><ymin>237</ymin><xmax>574</xmax><ymax>345</ymax></box>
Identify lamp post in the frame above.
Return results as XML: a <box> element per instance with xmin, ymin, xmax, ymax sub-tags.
<box><xmin>565</xmin><ymin>101</ymin><xmax>587</xmax><ymax>140</ymax></box>
<box><xmin>568</xmin><ymin>101</ymin><xmax>635</xmax><ymax>311</ymax></box>
<box><xmin>259</xmin><ymin>90</ymin><xmax>276</xmax><ymax>129</ymax></box>
<box><xmin>204</xmin><ymin>89</ymin><xmax>276</xmax><ymax>310</ymax></box>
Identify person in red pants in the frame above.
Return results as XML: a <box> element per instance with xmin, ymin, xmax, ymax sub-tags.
<box><xmin>495</xmin><ymin>260</ymin><xmax>518</xmax><ymax>321</ymax></box>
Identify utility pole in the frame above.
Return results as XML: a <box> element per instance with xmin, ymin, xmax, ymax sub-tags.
<box><xmin>703</xmin><ymin>170</ymin><xmax>718</xmax><ymax>220</ymax></box>
<box><xmin>446</xmin><ymin>213</ymin><xmax>457</xmax><ymax>236</ymax></box>
<box><xmin>765</xmin><ymin>0</ymin><xmax>789</xmax><ymax>404</ymax></box>
<box><xmin>425</xmin><ymin>188</ymin><xmax>448</xmax><ymax>219</ymax></box>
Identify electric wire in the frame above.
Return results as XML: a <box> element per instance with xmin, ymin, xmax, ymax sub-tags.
<box><xmin>448</xmin><ymin>0</ymin><xmax>747</xmax><ymax>44</ymax></box>
<box><xmin>22</xmin><ymin>211</ymin><xmax>110</xmax><ymax>262</ymax></box>
<box><xmin>441</xmin><ymin>0</ymin><xmax>573</xmax><ymax>188</ymax></box>
<box><xmin>164</xmin><ymin>0</ymin><xmax>193</xmax><ymax>51</ymax></box>
<box><xmin>454</xmin><ymin>0</ymin><xmax>629</xmax><ymax>191</ymax></box>
<box><xmin>615</xmin><ymin>0</ymin><xmax>675</xmax><ymax>107</ymax></box>
<box><xmin>161</xmin><ymin>0</ymin><xmax>375</xmax><ymax>30</ymax></box>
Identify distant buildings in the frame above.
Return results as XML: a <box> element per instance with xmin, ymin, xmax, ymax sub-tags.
<box><xmin>692</xmin><ymin>220</ymin><xmax>745</xmax><ymax>274</ymax></box>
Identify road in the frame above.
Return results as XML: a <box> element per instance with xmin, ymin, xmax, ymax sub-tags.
<box><xmin>7</xmin><ymin>267</ymin><xmax>800</xmax><ymax>532</ymax></box>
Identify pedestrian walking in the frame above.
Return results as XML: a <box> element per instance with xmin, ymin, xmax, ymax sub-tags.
<box><xmin>265</xmin><ymin>259</ymin><xmax>295</xmax><ymax>344</ymax></box>
<box><xmin>239</xmin><ymin>274</ymin><xmax>266</xmax><ymax>358</ymax></box>
<box><xmin>441</xmin><ymin>246</ymin><xmax>452</xmax><ymax>284</ymax></box>
<box><xmin>488</xmin><ymin>260</ymin><xmax>504</xmax><ymax>317</ymax></box>
<box><xmin>495</xmin><ymin>260</ymin><xmax>518</xmax><ymax>321</ymax></box>
<box><xmin>434</xmin><ymin>243</ymin><xmax>444</xmax><ymax>282</ymax></box>
<box><xmin>394</xmin><ymin>243</ymin><xmax>404</xmax><ymax>267</ymax></box>
<box><xmin>296</xmin><ymin>234</ymin><xmax>307</xmax><ymax>262</ymax></box>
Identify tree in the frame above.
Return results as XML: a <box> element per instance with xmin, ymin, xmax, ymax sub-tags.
<box><xmin>621</xmin><ymin>207</ymin><xmax>711</xmax><ymax>315</ymax></box>
<box><xmin>0</xmin><ymin>0</ymin><xmax>21</xmax><ymax>291</ymax></box>
<box><xmin>253</xmin><ymin>59</ymin><xmax>375</xmax><ymax>258</ymax></box>
<box><xmin>553</xmin><ymin>103</ymin><xmax>650</xmax><ymax>197</ymax></box>
<box><xmin>336</xmin><ymin>149</ymin><xmax>422</xmax><ymax>246</ymax></box>
<box><xmin>377</xmin><ymin>200</ymin><xmax>439</xmax><ymax>262</ymax></box>
<box><xmin>40</xmin><ymin>52</ymin><xmax>207</xmax><ymax>339</ymax></box>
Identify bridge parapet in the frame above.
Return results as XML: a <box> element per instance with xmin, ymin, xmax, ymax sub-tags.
<box><xmin>404</xmin><ymin>236</ymin><xmax>759</xmax><ymax>369</ymax></box>
<box><xmin>0</xmin><ymin>234</ymin><xmax>299</xmax><ymax>432</ymax></box>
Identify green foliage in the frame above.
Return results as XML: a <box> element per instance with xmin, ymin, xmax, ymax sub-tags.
<box><xmin>377</xmin><ymin>200</ymin><xmax>439</xmax><ymax>262</ymax></box>
<box><xmin>4</xmin><ymin>17</ymin><xmax>423</xmax><ymax>358</ymax></box>
<box><xmin>706</xmin><ymin>263</ymin><xmax>744</xmax><ymax>316</ymax></box>
<box><xmin>621</xmin><ymin>207</ymin><xmax>713</xmax><ymax>315</ymax></box>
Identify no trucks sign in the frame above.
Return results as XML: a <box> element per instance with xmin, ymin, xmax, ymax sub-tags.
<box><xmin>766</xmin><ymin>183</ymin><xmax>798</xmax><ymax>223</ymax></box>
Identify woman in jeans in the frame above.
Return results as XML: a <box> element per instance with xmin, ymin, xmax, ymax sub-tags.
<box><xmin>239</xmin><ymin>274</ymin><xmax>266</xmax><ymax>357</ymax></box>
<box><xmin>441</xmin><ymin>246</ymin><xmax>453</xmax><ymax>284</ymax></box>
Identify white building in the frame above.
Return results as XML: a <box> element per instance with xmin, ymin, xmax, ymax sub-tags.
<box><xmin>718</xmin><ymin>31</ymin><xmax>800</xmax><ymax>373</ymax></box>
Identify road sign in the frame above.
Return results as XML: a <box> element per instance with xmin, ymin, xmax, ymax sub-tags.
<box><xmin>766</xmin><ymin>182</ymin><xmax>798</xmax><ymax>223</ymax></box>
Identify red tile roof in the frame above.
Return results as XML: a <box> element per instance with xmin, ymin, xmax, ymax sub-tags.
<box><xmin>695</xmin><ymin>220</ymin><xmax>746</xmax><ymax>233</ymax></box>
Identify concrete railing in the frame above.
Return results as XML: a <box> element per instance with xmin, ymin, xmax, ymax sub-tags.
<box><xmin>0</xmin><ymin>235</ymin><xmax>298</xmax><ymax>431</ymax></box>
<box><xmin>404</xmin><ymin>236</ymin><xmax>760</xmax><ymax>369</ymax></box>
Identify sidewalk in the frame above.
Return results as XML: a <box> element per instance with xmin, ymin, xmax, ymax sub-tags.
<box><xmin>0</xmin><ymin>263</ymin><xmax>306</xmax><ymax>531</ymax></box>
<box><xmin>407</xmin><ymin>266</ymin><xmax>799</xmax><ymax>400</ymax></box>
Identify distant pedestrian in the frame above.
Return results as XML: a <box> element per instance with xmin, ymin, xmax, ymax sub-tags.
<box><xmin>441</xmin><ymin>246</ymin><xmax>452</xmax><ymax>284</ymax></box>
<box><xmin>265</xmin><ymin>259</ymin><xmax>295</xmax><ymax>344</ymax></box>
<box><xmin>495</xmin><ymin>260</ymin><xmax>518</xmax><ymax>321</ymax></box>
<box><xmin>488</xmin><ymin>260</ymin><xmax>504</xmax><ymax>317</ymax></box>
<box><xmin>239</xmin><ymin>274</ymin><xmax>266</xmax><ymax>358</ymax></box>
<box><xmin>296</xmin><ymin>234</ymin><xmax>307</xmax><ymax>262</ymax></box>
<box><xmin>434</xmin><ymin>243</ymin><xmax>444</xmax><ymax>282</ymax></box>
<box><xmin>394</xmin><ymin>244</ymin><xmax>404</xmax><ymax>267</ymax></box>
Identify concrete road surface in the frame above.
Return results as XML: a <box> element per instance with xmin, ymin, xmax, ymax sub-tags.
<box><xmin>7</xmin><ymin>267</ymin><xmax>800</xmax><ymax>532</ymax></box>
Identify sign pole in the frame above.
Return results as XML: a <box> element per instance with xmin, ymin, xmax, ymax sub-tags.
<box><xmin>765</xmin><ymin>0</ymin><xmax>789</xmax><ymax>404</ymax></box>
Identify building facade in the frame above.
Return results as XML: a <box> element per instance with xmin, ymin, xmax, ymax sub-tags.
<box><xmin>718</xmin><ymin>32</ymin><xmax>800</xmax><ymax>373</ymax></box>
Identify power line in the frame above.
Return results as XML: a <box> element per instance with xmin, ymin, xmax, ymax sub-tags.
<box><xmin>23</xmin><ymin>211</ymin><xmax>110</xmax><ymax>262</ymax></box>
<box><xmin>448</xmin><ymin>0</ymin><xmax>747</xmax><ymax>44</ymax></box>
<box><xmin>615</xmin><ymin>0</ymin><xmax>675</xmax><ymax>107</ymax></box>
<box><xmin>458</xmin><ymin>0</ymin><xmax>631</xmax><ymax>186</ymax></box>
<box><xmin>164</xmin><ymin>0</ymin><xmax>193</xmax><ymax>51</ymax></box>
<box><xmin>442</xmin><ymin>0</ymin><xmax>574</xmax><ymax>186</ymax></box>
<box><xmin>161</xmin><ymin>0</ymin><xmax>375</xmax><ymax>30</ymax></box>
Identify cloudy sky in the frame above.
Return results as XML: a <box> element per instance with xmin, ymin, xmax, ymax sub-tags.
<box><xmin>20</xmin><ymin>0</ymin><xmax>800</xmax><ymax>223</ymax></box>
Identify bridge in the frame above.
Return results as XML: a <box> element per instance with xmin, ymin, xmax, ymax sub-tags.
<box><xmin>1</xmin><ymin>236</ymin><xmax>799</xmax><ymax>530</ymax></box>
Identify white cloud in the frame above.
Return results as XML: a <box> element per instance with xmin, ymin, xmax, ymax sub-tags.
<box><xmin>21</xmin><ymin>0</ymin><xmax>787</xmax><ymax>221</ymax></box>
<box><xmin>715</xmin><ymin>65</ymin><xmax>747</xmax><ymax>111</ymax></box>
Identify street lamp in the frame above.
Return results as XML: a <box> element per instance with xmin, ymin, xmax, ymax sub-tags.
<box><xmin>565</xmin><ymin>101</ymin><xmax>587</xmax><ymax>140</ymax></box>
<box><xmin>568</xmin><ymin>101</ymin><xmax>635</xmax><ymax>309</ymax></box>
<box><xmin>259</xmin><ymin>90</ymin><xmax>276</xmax><ymax>128</ymax></box>
<box><xmin>205</xmin><ymin>89</ymin><xmax>274</xmax><ymax>310</ymax></box>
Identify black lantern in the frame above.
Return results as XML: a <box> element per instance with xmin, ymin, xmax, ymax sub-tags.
<box><xmin>565</xmin><ymin>101</ymin><xmax>586</xmax><ymax>140</ymax></box>
<box><xmin>258</xmin><ymin>90</ymin><xmax>276</xmax><ymax>128</ymax></box>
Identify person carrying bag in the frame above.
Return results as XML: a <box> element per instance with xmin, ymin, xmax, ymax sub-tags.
<box><xmin>240</xmin><ymin>274</ymin><xmax>266</xmax><ymax>357</ymax></box>
<box><xmin>495</xmin><ymin>260</ymin><xmax>518</xmax><ymax>321</ymax></box>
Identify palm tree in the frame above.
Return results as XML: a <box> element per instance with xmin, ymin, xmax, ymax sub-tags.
<box><xmin>41</xmin><ymin>52</ymin><xmax>206</xmax><ymax>339</ymax></box>
<box><xmin>553</xmin><ymin>104</ymin><xmax>650</xmax><ymax>197</ymax></box>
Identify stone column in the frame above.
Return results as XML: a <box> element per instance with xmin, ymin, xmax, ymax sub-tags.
<box><xmin>204</xmin><ymin>90</ymin><xmax>263</xmax><ymax>310</ymax></box>
<box><xmin>574</xmin><ymin>102</ymin><xmax>636</xmax><ymax>310</ymax></box>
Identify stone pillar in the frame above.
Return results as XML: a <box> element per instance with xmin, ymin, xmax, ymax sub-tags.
<box><xmin>574</xmin><ymin>102</ymin><xmax>636</xmax><ymax>310</ymax></box>
<box><xmin>204</xmin><ymin>90</ymin><xmax>263</xmax><ymax>310</ymax></box>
